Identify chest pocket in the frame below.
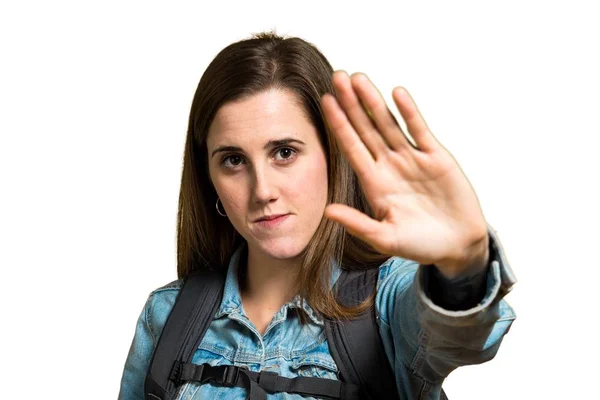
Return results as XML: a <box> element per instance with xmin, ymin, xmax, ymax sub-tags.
<box><xmin>290</xmin><ymin>355</ymin><xmax>339</xmax><ymax>380</ymax></box>
<box><xmin>289</xmin><ymin>339</ymin><xmax>339</xmax><ymax>381</ymax></box>
<box><xmin>180</xmin><ymin>347</ymin><xmax>251</xmax><ymax>400</ymax></box>
<box><xmin>191</xmin><ymin>346</ymin><xmax>230</xmax><ymax>366</ymax></box>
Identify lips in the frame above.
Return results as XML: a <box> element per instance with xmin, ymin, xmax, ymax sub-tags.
<box><xmin>254</xmin><ymin>214</ymin><xmax>290</xmax><ymax>228</ymax></box>
<box><xmin>255</xmin><ymin>213</ymin><xmax>288</xmax><ymax>222</ymax></box>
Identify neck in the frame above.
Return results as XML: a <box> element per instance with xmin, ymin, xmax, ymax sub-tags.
<box><xmin>239</xmin><ymin>244</ymin><xmax>300</xmax><ymax>309</ymax></box>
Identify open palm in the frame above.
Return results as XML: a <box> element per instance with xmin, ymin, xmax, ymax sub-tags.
<box><xmin>321</xmin><ymin>71</ymin><xmax>488</xmax><ymax>272</ymax></box>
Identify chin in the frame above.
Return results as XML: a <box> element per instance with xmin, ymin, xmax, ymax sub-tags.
<box><xmin>253</xmin><ymin>236</ymin><xmax>308</xmax><ymax>260</ymax></box>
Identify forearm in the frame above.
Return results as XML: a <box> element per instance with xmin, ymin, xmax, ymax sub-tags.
<box><xmin>376</xmin><ymin>224</ymin><xmax>517</xmax><ymax>382</ymax></box>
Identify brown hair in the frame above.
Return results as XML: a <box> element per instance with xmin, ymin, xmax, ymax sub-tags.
<box><xmin>176</xmin><ymin>30</ymin><xmax>391</xmax><ymax>320</ymax></box>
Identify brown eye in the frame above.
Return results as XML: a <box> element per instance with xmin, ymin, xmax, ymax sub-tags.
<box><xmin>221</xmin><ymin>155</ymin><xmax>244</xmax><ymax>168</ymax></box>
<box><xmin>220</xmin><ymin>147</ymin><xmax>297</xmax><ymax>170</ymax></box>
<box><xmin>274</xmin><ymin>147</ymin><xmax>297</xmax><ymax>161</ymax></box>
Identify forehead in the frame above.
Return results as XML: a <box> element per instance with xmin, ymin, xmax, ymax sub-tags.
<box><xmin>207</xmin><ymin>89</ymin><xmax>316</xmax><ymax>147</ymax></box>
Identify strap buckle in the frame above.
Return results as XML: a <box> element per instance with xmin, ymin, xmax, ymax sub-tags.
<box><xmin>219</xmin><ymin>365</ymin><xmax>240</xmax><ymax>387</ymax></box>
<box><xmin>201</xmin><ymin>364</ymin><xmax>242</xmax><ymax>387</ymax></box>
<box><xmin>171</xmin><ymin>363</ymin><xmax>245</xmax><ymax>388</ymax></box>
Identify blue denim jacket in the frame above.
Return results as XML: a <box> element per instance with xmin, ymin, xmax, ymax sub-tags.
<box><xmin>118</xmin><ymin>225</ymin><xmax>516</xmax><ymax>399</ymax></box>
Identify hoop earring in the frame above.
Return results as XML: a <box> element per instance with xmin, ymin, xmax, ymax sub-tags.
<box><xmin>216</xmin><ymin>198</ymin><xmax>227</xmax><ymax>217</ymax></box>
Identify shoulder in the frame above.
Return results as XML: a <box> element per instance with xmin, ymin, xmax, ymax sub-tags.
<box><xmin>146</xmin><ymin>278</ymin><xmax>183</xmax><ymax>309</ymax></box>
<box><xmin>375</xmin><ymin>256</ymin><xmax>419</xmax><ymax>325</ymax></box>
<box><xmin>149</xmin><ymin>279</ymin><xmax>183</xmax><ymax>296</ymax></box>
<box><xmin>143</xmin><ymin>279</ymin><xmax>184</xmax><ymax>339</ymax></box>
<box><xmin>377</xmin><ymin>256</ymin><xmax>419</xmax><ymax>290</ymax></box>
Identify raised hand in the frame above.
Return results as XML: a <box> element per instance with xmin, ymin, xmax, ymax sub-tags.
<box><xmin>320</xmin><ymin>71</ymin><xmax>489</xmax><ymax>278</ymax></box>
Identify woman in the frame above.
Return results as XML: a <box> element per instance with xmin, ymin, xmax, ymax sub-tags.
<box><xmin>118</xmin><ymin>31</ymin><xmax>516</xmax><ymax>399</ymax></box>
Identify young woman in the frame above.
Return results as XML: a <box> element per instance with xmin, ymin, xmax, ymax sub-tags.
<box><xmin>118</xmin><ymin>31</ymin><xmax>516</xmax><ymax>400</ymax></box>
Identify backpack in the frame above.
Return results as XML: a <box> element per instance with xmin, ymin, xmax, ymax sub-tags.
<box><xmin>143</xmin><ymin>266</ymin><xmax>449</xmax><ymax>400</ymax></box>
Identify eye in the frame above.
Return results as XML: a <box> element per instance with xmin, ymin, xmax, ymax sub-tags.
<box><xmin>274</xmin><ymin>147</ymin><xmax>297</xmax><ymax>161</ymax></box>
<box><xmin>220</xmin><ymin>147</ymin><xmax>297</xmax><ymax>169</ymax></box>
<box><xmin>221</xmin><ymin>154</ymin><xmax>244</xmax><ymax>167</ymax></box>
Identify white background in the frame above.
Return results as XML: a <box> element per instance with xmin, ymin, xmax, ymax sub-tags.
<box><xmin>1</xmin><ymin>1</ymin><xmax>598</xmax><ymax>398</ymax></box>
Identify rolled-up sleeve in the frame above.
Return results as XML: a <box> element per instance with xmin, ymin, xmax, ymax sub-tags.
<box><xmin>376</xmin><ymin>223</ymin><xmax>517</xmax><ymax>384</ymax></box>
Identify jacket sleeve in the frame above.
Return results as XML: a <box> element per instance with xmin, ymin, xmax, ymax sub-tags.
<box><xmin>426</xmin><ymin>256</ymin><xmax>489</xmax><ymax>311</ymax></box>
<box><xmin>118</xmin><ymin>296</ymin><xmax>156</xmax><ymax>400</ymax></box>
<box><xmin>118</xmin><ymin>283</ymin><xmax>181</xmax><ymax>400</ymax></box>
<box><xmin>375</xmin><ymin>223</ymin><xmax>517</xmax><ymax>384</ymax></box>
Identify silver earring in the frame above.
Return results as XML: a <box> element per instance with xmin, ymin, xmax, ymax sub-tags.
<box><xmin>216</xmin><ymin>198</ymin><xmax>227</xmax><ymax>217</ymax></box>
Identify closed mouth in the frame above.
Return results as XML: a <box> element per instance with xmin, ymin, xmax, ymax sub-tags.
<box><xmin>255</xmin><ymin>213</ymin><xmax>289</xmax><ymax>222</ymax></box>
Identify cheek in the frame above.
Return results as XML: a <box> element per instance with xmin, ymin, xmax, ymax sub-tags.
<box><xmin>212</xmin><ymin>177</ymin><xmax>247</xmax><ymax>221</ymax></box>
<box><xmin>290</xmin><ymin>154</ymin><xmax>328</xmax><ymax>207</ymax></box>
<box><xmin>220</xmin><ymin>188</ymin><xmax>246</xmax><ymax>217</ymax></box>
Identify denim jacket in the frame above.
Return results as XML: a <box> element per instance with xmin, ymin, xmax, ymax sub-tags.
<box><xmin>118</xmin><ymin>224</ymin><xmax>516</xmax><ymax>399</ymax></box>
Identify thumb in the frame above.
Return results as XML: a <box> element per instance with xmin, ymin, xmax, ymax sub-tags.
<box><xmin>324</xmin><ymin>204</ymin><xmax>382</xmax><ymax>243</ymax></box>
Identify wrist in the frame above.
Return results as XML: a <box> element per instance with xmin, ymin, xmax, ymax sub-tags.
<box><xmin>434</xmin><ymin>233</ymin><xmax>490</xmax><ymax>280</ymax></box>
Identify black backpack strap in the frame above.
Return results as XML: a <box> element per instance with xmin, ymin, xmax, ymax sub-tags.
<box><xmin>143</xmin><ymin>265</ymin><xmax>448</xmax><ymax>400</ymax></box>
<box><xmin>324</xmin><ymin>268</ymin><xmax>402</xmax><ymax>400</ymax></box>
<box><xmin>171</xmin><ymin>362</ymin><xmax>362</xmax><ymax>400</ymax></box>
<box><xmin>144</xmin><ymin>268</ymin><xmax>226</xmax><ymax>400</ymax></box>
<box><xmin>325</xmin><ymin>267</ymin><xmax>450</xmax><ymax>400</ymax></box>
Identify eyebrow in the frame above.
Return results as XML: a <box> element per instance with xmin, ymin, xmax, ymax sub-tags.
<box><xmin>210</xmin><ymin>137</ymin><xmax>306</xmax><ymax>159</ymax></box>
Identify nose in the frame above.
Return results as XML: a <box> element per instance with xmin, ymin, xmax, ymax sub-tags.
<box><xmin>250</xmin><ymin>164</ymin><xmax>278</xmax><ymax>206</ymax></box>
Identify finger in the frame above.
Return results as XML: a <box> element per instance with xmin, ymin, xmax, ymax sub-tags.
<box><xmin>392</xmin><ymin>87</ymin><xmax>439</xmax><ymax>153</ymax></box>
<box><xmin>351</xmin><ymin>73</ymin><xmax>415</xmax><ymax>151</ymax></box>
<box><xmin>321</xmin><ymin>93</ymin><xmax>375</xmax><ymax>177</ymax></box>
<box><xmin>324</xmin><ymin>204</ymin><xmax>385</xmax><ymax>247</ymax></box>
<box><xmin>332</xmin><ymin>70</ymin><xmax>390</xmax><ymax>159</ymax></box>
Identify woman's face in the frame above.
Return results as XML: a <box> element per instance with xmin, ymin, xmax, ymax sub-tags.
<box><xmin>207</xmin><ymin>88</ymin><xmax>329</xmax><ymax>262</ymax></box>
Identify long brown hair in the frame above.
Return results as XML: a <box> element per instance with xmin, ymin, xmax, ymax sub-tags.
<box><xmin>176</xmin><ymin>30</ymin><xmax>391</xmax><ymax>320</ymax></box>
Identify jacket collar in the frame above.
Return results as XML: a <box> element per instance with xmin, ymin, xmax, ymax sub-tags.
<box><xmin>215</xmin><ymin>240</ymin><xmax>342</xmax><ymax>325</ymax></box>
